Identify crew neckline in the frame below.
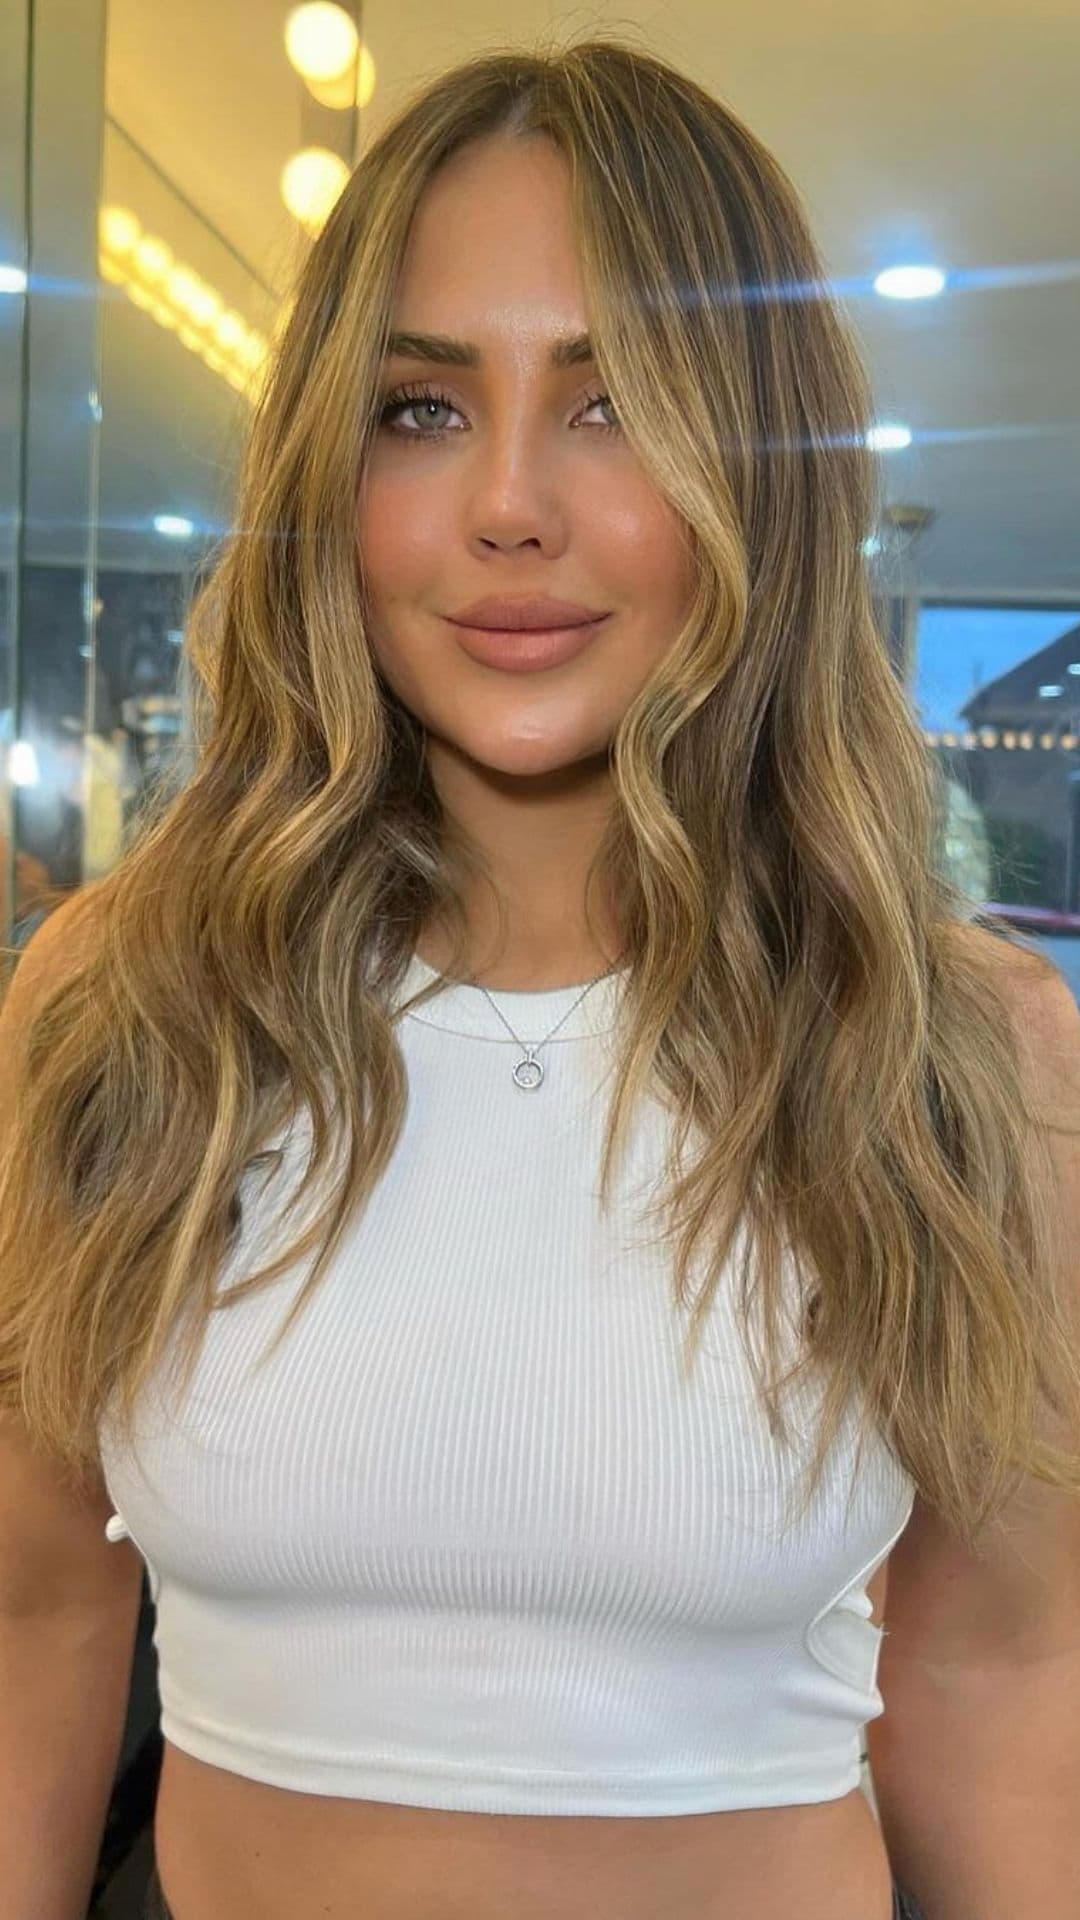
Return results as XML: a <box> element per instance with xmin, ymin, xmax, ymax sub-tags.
<box><xmin>394</xmin><ymin>951</ymin><xmax>629</xmax><ymax>1042</ymax></box>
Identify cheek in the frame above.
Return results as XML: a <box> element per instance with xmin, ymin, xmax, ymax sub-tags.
<box><xmin>356</xmin><ymin>477</ymin><xmax>450</xmax><ymax>590</ymax></box>
<box><xmin>620</xmin><ymin>522</ymin><xmax>696</xmax><ymax>618</ymax></box>
<box><xmin>600</xmin><ymin>486</ymin><xmax>692</xmax><ymax>594</ymax></box>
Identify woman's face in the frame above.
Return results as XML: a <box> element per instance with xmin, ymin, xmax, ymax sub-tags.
<box><xmin>356</xmin><ymin>134</ymin><xmax>696</xmax><ymax>786</ymax></box>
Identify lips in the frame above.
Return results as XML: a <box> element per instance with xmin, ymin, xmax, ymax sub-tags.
<box><xmin>448</xmin><ymin>595</ymin><xmax>608</xmax><ymax>631</ymax></box>
<box><xmin>450</xmin><ymin>617</ymin><xmax>608</xmax><ymax>674</ymax></box>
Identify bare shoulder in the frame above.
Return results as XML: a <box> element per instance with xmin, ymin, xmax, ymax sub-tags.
<box><xmin>946</xmin><ymin>914</ymin><xmax>1071</xmax><ymax>992</ymax></box>
<box><xmin>0</xmin><ymin>881</ymin><xmax>111</xmax><ymax>1100</ymax></box>
<box><xmin>945</xmin><ymin>918</ymin><xmax>1080</xmax><ymax>1129</ymax></box>
<box><xmin>944</xmin><ymin>914</ymin><xmax>1056</xmax><ymax>985</ymax></box>
<box><xmin>0</xmin><ymin>880</ymin><xmax>112</xmax><ymax>1157</ymax></box>
<box><xmin>1</xmin><ymin>880</ymin><xmax>108</xmax><ymax>1017</ymax></box>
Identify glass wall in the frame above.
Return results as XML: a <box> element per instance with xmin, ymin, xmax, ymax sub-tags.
<box><xmin>9</xmin><ymin>0</ymin><xmax>111</xmax><ymax>946</ymax></box>
<box><xmin>0</xmin><ymin>0</ymin><xmax>30</xmax><ymax>938</ymax></box>
<box><xmin>915</xmin><ymin>600</ymin><xmax>1080</xmax><ymax>998</ymax></box>
<box><xmin>2</xmin><ymin>0</ymin><xmax>364</xmax><ymax>954</ymax></box>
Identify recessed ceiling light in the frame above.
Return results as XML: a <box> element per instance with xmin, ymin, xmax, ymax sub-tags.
<box><xmin>874</xmin><ymin>265</ymin><xmax>947</xmax><ymax>300</ymax></box>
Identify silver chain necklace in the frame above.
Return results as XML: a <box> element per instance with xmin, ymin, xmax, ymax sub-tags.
<box><xmin>472</xmin><ymin>962</ymin><xmax>623</xmax><ymax>1090</ymax></box>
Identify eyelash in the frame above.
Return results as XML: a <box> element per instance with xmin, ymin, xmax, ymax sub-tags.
<box><xmin>377</xmin><ymin>381</ymin><xmax>621</xmax><ymax>443</ymax></box>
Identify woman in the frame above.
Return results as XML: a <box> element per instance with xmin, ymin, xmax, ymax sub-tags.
<box><xmin>2</xmin><ymin>35</ymin><xmax>1079</xmax><ymax>1920</ymax></box>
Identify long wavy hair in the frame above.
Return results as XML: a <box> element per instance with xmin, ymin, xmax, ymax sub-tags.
<box><xmin>4</xmin><ymin>33</ymin><xmax>1080</xmax><ymax>1556</ymax></box>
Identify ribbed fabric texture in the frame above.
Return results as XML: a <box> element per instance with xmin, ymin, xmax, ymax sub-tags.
<box><xmin>99</xmin><ymin>952</ymin><xmax>914</xmax><ymax>1814</ymax></box>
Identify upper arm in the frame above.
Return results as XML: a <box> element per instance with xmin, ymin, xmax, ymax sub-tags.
<box><xmin>0</xmin><ymin>1407</ymin><xmax>145</xmax><ymax>1618</ymax></box>
<box><xmin>0</xmin><ymin>885</ymin><xmax>144</xmax><ymax>1618</ymax></box>
<box><xmin>881</xmin><ymin>931</ymin><xmax>1080</xmax><ymax>1672</ymax></box>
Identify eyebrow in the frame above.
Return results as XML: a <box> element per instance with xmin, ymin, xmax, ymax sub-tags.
<box><xmin>383</xmin><ymin>329</ymin><xmax>596</xmax><ymax>371</ymax></box>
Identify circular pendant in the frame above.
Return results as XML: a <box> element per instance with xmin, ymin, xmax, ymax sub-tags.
<box><xmin>512</xmin><ymin>1053</ymin><xmax>544</xmax><ymax>1090</ymax></box>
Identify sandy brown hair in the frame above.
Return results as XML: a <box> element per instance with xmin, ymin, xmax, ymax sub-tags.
<box><xmin>3</xmin><ymin>32</ymin><xmax>1079</xmax><ymax>1555</ymax></box>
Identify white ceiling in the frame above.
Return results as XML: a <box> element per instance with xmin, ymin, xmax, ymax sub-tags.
<box><xmin>33</xmin><ymin>0</ymin><xmax>1080</xmax><ymax>595</ymax></box>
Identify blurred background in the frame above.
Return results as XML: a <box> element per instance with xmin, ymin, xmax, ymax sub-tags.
<box><xmin>2</xmin><ymin>2</ymin><xmax>1078</xmax><ymax>1912</ymax></box>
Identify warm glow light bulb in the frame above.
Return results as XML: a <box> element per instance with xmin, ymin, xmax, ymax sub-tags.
<box><xmin>280</xmin><ymin>147</ymin><xmax>349</xmax><ymax>230</ymax></box>
<box><xmin>170</xmin><ymin>269</ymin><xmax>222</xmax><ymax>329</ymax></box>
<box><xmin>98</xmin><ymin>217</ymin><xmax>266</xmax><ymax>407</ymax></box>
<box><xmin>284</xmin><ymin>3</ymin><xmax>358</xmax><ymax>83</ymax></box>
<box><xmin>214</xmin><ymin>309</ymin><xmax>247</xmax><ymax>353</ymax></box>
<box><xmin>237</xmin><ymin>332</ymin><xmax>267</xmax><ymax>370</ymax></box>
<box><xmin>167</xmin><ymin>265</ymin><xmax>206</xmax><ymax>317</ymax></box>
<box><xmin>100</xmin><ymin>206</ymin><xmax>141</xmax><ymax>256</ymax></box>
<box><xmin>188</xmin><ymin>283</ymin><xmax>222</xmax><ymax>328</ymax></box>
<box><xmin>133</xmin><ymin>236</ymin><xmax>174</xmax><ymax>284</ymax></box>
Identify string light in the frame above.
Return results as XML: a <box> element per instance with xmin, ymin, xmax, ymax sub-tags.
<box><xmin>98</xmin><ymin>204</ymin><xmax>269</xmax><ymax>402</ymax></box>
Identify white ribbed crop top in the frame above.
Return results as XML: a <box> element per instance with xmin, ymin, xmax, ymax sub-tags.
<box><xmin>98</xmin><ymin>951</ymin><xmax>915</xmax><ymax>1815</ymax></box>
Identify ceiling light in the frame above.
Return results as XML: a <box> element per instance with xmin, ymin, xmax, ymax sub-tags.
<box><xmin>99</xmin><ymin>207</ymin><xmax>141</xmax><ymax>257</ymax></box>
<box><xmin>284</xmin><ymin>3</ymin><xmax>358</xmax><ymax>83</ymax></box>
<box><xmin>99</xmin><ymin>204</ymin><xmax>270</xmax><ymax>402</ymax></box>
<box><xmin>874</xmin><ymin>265</ymin><xmax>947</xmax><ymax>300</ymax></box>
<box><xmin>133</xmin><ymin>236</ymin><xmax>174</xmax><ymax>284</ymax></box>
<box><xmin>280</xmin><ymin>146</ymin><xmax>349</xmax><ymax>231</ymax></box>
<box><xmin>867</xmin><ymin>423</ymin><xmax>913</xmax><ymax>452</ymax></box>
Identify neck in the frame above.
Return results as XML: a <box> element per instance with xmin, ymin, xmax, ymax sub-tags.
<box><xmin>415</xmin><ymin>921</ymin><xmax>624</xmax><ymax>993</ymax></box>
<box><xmin>420</xmin><ymin>745</ymin><xmax>625</xmax><ymax>989</ymax></box>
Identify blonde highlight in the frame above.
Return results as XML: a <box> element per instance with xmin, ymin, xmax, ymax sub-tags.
<box><xmin>2</xmin><ymin>33</ymin><xmax>1079</xmax><ymax>1559</ymax></box>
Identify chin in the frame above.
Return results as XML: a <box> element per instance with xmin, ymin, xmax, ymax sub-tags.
<box><xmin>463</xmin><ymin>735</ymin><xmax>611</xmax><ymax>780</ymax></box>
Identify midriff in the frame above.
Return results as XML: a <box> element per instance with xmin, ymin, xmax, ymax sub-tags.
<box><xmin>154</xmin><ymin>1756</ymin><xmax>893</xmax><ymax>1920</ymax></box>
<box><xmin>151</xmin><ymin>1572</ymin><xmax>895</xmax><ymax>1920</ymax></box>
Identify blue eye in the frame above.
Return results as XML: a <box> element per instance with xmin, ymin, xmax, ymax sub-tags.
<box><xmin>378</xmin><ymin>385</ymin><xmax>458</xmax><ymax>437</ymax></box>
<box><xmin>376</xmin><ymin>383</ymin><xmax>620</xmax><ymax>442</ymax></box>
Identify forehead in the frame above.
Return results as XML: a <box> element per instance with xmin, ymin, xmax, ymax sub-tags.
<box><xmin>388</xmin><ymin>141</ymin><xmax>591</xmax><ymax>369</ymax></box>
